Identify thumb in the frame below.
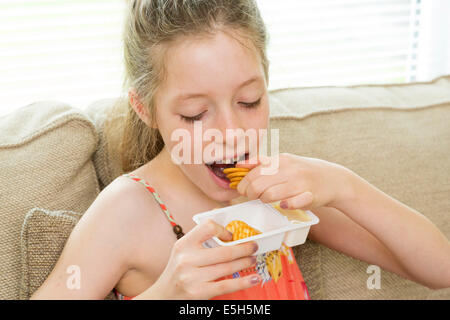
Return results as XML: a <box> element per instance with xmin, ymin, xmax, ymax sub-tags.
<box><xmin>186</xmin><ymin>219</ymin><xmax>232</xmax><ymax>247</ymax></box>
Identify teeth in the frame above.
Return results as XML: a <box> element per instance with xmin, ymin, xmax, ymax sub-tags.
<box><xmin>237</xmin><ymin>154</ymin><xmax>246</xmax><ymax>162</ymax></box>
<box><xmin>213</xmin><ymin>154</ymin><xmax>246</xmax><ymax>165</ymax></box>
<box><xmin>214</xmin><ymin>158</ymin><xmax>231</xmax><ymax>165</ymax></box>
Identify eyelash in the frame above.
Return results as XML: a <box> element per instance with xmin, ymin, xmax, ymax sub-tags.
<box><xmin>241</xmin><ymin>97</ymin><xmax>262</xmax><ymax>109</ymax></box>
<box><xmin>180</xmin><ymin>111</ymin><xmax>205</xmax><ymax>123</ymax></box>
<box><xmin>180</xmin><ymin>98</ymin><xmax>262</xmax><ymax>123</ymax></box>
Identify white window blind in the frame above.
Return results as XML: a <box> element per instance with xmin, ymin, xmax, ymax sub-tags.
<box><xmin>0</xmin><ymin>0</ymin><xmax>126</xmax><ymax>116</ymax></box>
<box><xmin>259</xmin><ymin>0</ymin><xmax>422</xmax><ymax>89</ymax></box>
<box><xmin>0</xmin><ymin>0</ymin><xmax>448</xmax><ymax>117</ymax></box>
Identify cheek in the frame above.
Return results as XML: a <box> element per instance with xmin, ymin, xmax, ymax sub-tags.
<box><xmin>179</xmin><ymin>163</ymin><xmax>205</xmax><ymax>180</ymax></box>
<box><xmin>164</xmin><ymin>127</ymin><xmax>197</xmax><ymax>164</ymax></box>
<box><xmin>253</xmin><ymin>103</ymin><xmax>270</xmax><ymax>151</ymax></box>
<box><xmin>155</xmin><ymin>112</ymin><xmax>186</xmax><ymax>149</ymax></box>
<box><xmin>247</xmin><ymin>102</ymin><xmax>269</xmax><ymax>130</ymax></box>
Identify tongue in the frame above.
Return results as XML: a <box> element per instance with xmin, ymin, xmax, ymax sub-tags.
<box><xmin>210</xmin><ymin>163</ymin><xmax>233</xmax><ymax>179</ymax></box>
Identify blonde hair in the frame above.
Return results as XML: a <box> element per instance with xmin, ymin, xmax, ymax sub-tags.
<box><xmin>107</xmin><ymin>0</ymin><xmax>269</xmax><ymax>173</ymax></box>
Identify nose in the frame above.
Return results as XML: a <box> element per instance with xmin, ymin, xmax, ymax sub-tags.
<box><xmin>215</xmin><ymin>105</ymin><xmax>246</xmax><ymax>153</ymax></box>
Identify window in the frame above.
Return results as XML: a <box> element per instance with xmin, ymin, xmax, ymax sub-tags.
<box><xmin>0</xmin><ymin>0</ymin><xmax>126</xmax><ymax>116</ymax></box>
<box><xmin>260</xmin><ymin>0</ymin><xmax>449</xmax><ymax>89</ymax></box>
<box><xmin>260</xmin><ymin>0</ymin><xmax>422</xmax><ymax>89</ymax></box>
<box><xmin>0</xmin><ymin>0</ymin><xmax>448</xmax><ymax>116</ymax></box>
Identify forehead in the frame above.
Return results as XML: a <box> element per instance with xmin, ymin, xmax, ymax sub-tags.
<box><xmin>159</xmin><ymin>30</ymin><xmax>265</xmax><ymax>101</ymax></box>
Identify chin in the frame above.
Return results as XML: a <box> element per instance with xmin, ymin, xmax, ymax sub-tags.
<box><xmin>203</xmin><ymin>186</ymin><xmax>239</xmax><ymax>203</ymax></box>
<box><xmin>195</xmin><ymin>170</ymin><xmax>241</xmax><ymax>203</ymax></box>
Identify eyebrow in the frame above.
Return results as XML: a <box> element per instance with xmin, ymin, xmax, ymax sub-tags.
<box><xmin>174</xmin><ymin>76</ymin><xmax>263</xmax><ymax>103</ymax></box>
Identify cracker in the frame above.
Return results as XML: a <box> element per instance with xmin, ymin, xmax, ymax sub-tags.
<box><xmin>226</xmin><ymin>171</ymin><xmax>248</xmax><ymax>179</ymax></box>
<box><xmin>225</xmin><ymin>220</ymin><xmax>261</xmax><ymax>241</ymax></box>
<box><xmin>222</xmin><ymin>167</ymin><xmax>249</xmax><ymax>174</ymax></box>
<box><xmin>229</xmin><ymin>181</ymin><xmax>240</xmax><ymax>189</ymax></box>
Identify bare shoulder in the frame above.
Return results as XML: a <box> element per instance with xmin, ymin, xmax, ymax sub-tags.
<box><xmin>90</xmin><ymin>176</ymin><xmax>163</xmax><ymax>239</ymax></box>
<box><xmin>69</xmin><ymin>176</ymin><xmax>165</xmax><ymax>271</ymax></box>
<box><xmin>98</xmin><ymin>176</ymin><xmax>178</xmax><ymax>293</ymax></box>
<box><xmin>108</xmin><ymin>174</ymin><xmax>179</xmax><ymax>237</ymax></box>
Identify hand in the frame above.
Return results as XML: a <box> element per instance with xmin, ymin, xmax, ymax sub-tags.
<box><xmin>236</xmin><ymin>153</ymin><xmax>356</xmax><ymax>210</ymax></box>
<box><xmin>144</xmin><ymin>219</ymin><xmax>261</xmax><ymax>299</ymax></box>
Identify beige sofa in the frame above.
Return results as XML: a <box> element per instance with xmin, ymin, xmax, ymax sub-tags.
<box><xmin>1</xmin><ymin>76</ymin><xmax>449</xmax><ymax>300</ymax></box>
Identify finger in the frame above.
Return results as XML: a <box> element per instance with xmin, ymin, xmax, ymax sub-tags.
<box><xmin>201</xmin><ymin>255</ymin><xmax>257</xmax><ymax>281</ymax></box>
<box><xmin>235</xmin><ymin>155</ymin><xmax>282</xmax><ymax>194</ymax></box>
<box><xmin>259</xmin><ymin>182</ymin><xmax>300</xmax><ymax>204</ymax></box>
<box><xmin>217</xmin><ymin>228</ymin><xmax>233</xmax><ymax>242</ymax></box>
<box><xmin>235</xmin><ymin>154</ymin><xmax>270</xmax><ymax>169</ymax></box>
<box><xmin>208</xmin><ymin>274</ymin><xmax>261</xmax><ymax>297</ymax></box>
<box><xmin>237</xmin><ymin>168</ymin><xmax>286</xmax><ymax>199</ymax></box>
<box><xmin>280</xmin><ymin>191</ymin><xmax>314</xmax><ymax>210</ymax></box>
<box><xmin>243</xmin><ymin>176</ymin><xmax>284</xmax><ymax>201</ymax></box>
<box><xmin>183</xmin><ymin>219</ymin><xmax>232</xmax><ymax>247</ymax></box>
<box><xmin>235</xmin><ymin>162</ymin><xmax>268</xmax><ymax>195</ymax></box>
<box><xmin>195</xmin><ymin>241</ymin><xmax>258</xmax><ymax>266</ymax></box>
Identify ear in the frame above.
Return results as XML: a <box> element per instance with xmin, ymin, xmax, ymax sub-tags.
<box><xmin>128</xmin><ymin>88</ymin><xmax>156</xmax><ymax>128</ymax></box>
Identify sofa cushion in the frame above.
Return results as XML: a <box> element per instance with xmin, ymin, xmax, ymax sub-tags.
<box><xmin>0</xmin><ymin>101</ymin><xmax>100</xmax><ymax>299</ymax></box>
<box><xmin>19</xmin><ymin>208</ymin><xmax>116</xmax><ymax>300</ymax></box>
<box><xmin>19</xmin><ymin>208</ymin><xmax>81</xmax><ymax>299</ymax></box>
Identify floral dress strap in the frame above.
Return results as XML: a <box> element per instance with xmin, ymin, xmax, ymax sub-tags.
<box><xmin>122</xmin><ymin>172</ymin><xmax>185</xmax><ymax>239</ymax></box>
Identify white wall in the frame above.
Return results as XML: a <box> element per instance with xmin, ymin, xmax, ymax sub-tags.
<box><xmin>415</xmin><ymin>0</ymin><xmax>450</xmax><ymax>81</ymax></box>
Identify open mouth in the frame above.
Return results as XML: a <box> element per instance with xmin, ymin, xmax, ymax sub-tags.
<box><xmin>205</xmin><ymin>153</ymin><xmax>249</xmax><ymax>181</ymax></box>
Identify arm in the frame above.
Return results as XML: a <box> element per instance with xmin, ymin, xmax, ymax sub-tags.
<box><xmin>31</xmin><ymin>179</ymin><xmax>142</xmax><ymax>299</ymax></box>
<box><xmin>322</xmin><ymin>171</ymin><xmax>450</xmax><ymax>289</ymax></box>
<box><xmin>308</xmin><ymin>205</ymin><xmax>414</xmax><ymax>282</ymax></box>
<box><xmin>237</xmin><ymin>153</ymin><xmax>450</xmax><ymax>290</ymax></box>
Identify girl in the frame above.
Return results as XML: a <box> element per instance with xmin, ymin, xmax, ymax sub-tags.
<box><xmin>32</xmin><ymin>0</ymin><xmax>450</xmax><ymax>300</ymax></box>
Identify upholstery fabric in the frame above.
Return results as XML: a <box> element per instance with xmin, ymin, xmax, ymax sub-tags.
<box><xmin>0</xmin><ymin>102</ymin><xmax>100</xmax><ymax>299</ymax></box>
<box><xmin>19</xmin><ymin>208</ymin><xmax>116</xmax><ymax>300</ymax></box>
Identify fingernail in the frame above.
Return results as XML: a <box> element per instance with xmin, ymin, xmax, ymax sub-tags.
<box><xmin>250</xmin><ymin>255</ymin><xmax>257</xmax><ymax>265</ymax></box>
<box><xmin>252</xmin><ymin>242</ymin><xmax>259</xmax><ymax>253</ymax></box>
<box><xmin>250</xmin><ymin>276</ymin><xmax>260</xmax><ymax>285</ymax></box>
<box><xmin>280</xmin><ymin>201</ymin><xmax>288</xmax><ymax>209</ymax></box>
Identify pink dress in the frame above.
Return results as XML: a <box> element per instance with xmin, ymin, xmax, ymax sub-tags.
<box><xmin>113</xmin><ymin>173</ymin><xmax>310</xmax><ymax>300</ymax></box>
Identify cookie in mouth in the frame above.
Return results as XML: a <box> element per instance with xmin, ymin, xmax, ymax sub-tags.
<box><xmin>205</xmin><ymin>153</ymin><xmax>248</xmax><ymax>180</ymax></box>
<box><xmin>222</xmin><ymin>167</ymin><xmax>250</xmax><ymax>189</ymax></box>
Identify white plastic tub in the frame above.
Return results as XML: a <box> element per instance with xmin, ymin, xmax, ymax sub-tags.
<box><xmin>192</xmin><ymin>199</ymin><xmax>319</xmax><ymax>255</ymax></box>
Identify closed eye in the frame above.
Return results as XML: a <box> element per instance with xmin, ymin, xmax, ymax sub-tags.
<box><xmin>180</xmin><ymin>110</ymin><xmax>206</xmax><ymax>123</ymax></box>
<box><xmin>180</xmin><ymin>97</ymin><xmax>261</xmax><ymax>123</ymax></box>
<box><xmin>240</xmin><ymin>97</ymin><xmax>261</xmax><ymax>108</ymax></box>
